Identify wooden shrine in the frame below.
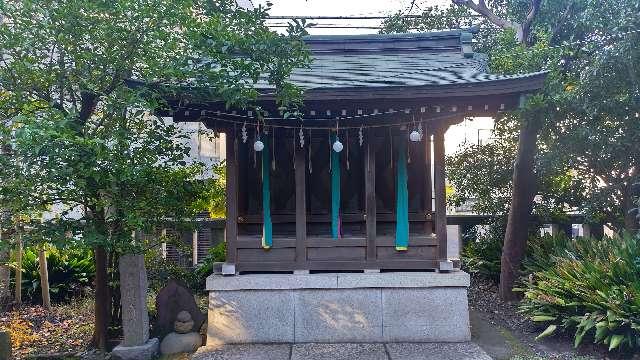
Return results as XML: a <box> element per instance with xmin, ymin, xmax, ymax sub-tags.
<box><xmin>154</xmin><ymin>30</ymin><xmax>546</xmax><ymax>274</ymax></box>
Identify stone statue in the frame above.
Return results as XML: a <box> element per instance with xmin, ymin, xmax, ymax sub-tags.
<box><xmin>160</xmin><ymin>311</ymin><xmax>203</xmax><ymax>355</ymax></box>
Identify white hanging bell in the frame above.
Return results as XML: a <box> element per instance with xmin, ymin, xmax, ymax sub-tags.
<box><xmin>409</xmin><ymin>130</ymin><xmax>421</xmax><ymax>142</ymax></box>
<box><xmin>332</xmin><ymin>139</ymin><xmax>344</xmax><ymax>153</ymax></box>
<box><xmin>254</xmin><ymin>139</ymin><xmax>264</xmax><ymax>151</ymax></box>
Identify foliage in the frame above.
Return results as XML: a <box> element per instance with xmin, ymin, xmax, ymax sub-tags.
<box><xmin>11</xmin><ymin>246</ymin><xmax>95</xmax><ymax>303</ymax></box>
<box><xmin>518</xmin><ymin>233</ymin><xmax>640</xmax><ymax>351</ymax></box>
<box><xmin>0</xmin><ymin>0</ymin><xmax>309</xmax><ymax>257</ymax></box>
<box><xmin>144</xmin><ymin>237</ymin><xmax>202</xmax><ymax>293</ymax></box>
<box><xmin>461</xmin><ymin>219</ymin><xmax>506</xmax><ymax>281</ymax></box>
<box><xmin>194</xmin><ymin>241</ymin><xmax>226</xmax><ymax>282</ymax></box>
<box><xmin>192</xmin><ymin>162</ymin><xmax>227</xmax><ymax>218</ymax></box>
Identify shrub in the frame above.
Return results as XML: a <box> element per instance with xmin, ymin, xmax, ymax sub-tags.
<box><xmin>518</xmin><ymin>233</ymin><xmax>640</xmax><ymax>351</ymax></box>
<box><xmin>461</xmin><ymin>219</ymin><xmax>506</xmax><ymax>281</ymax></box>
<box><xmin>194</xmin><ymin>241</ymin><xmax>226</xmax><ymax>281</ymax></box>
<box><xmin>13</xmin><ymin>246</ymin><xmax>94</xmax><ymax>303</ymax></box>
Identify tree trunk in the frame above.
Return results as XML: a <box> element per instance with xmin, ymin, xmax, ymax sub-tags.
<box><xmin>0</xmin><ymin>241</ymin><xmax>10</xmax><ymax>308</ymax></box>
<box><xmin>92</xmin><ymin>246</ymin><xmax>110</xmax><ymax>351</ymax></box>
<box><xmin>14</xmin><ymin>234</ymin><xmax>22</xmax><ymax>307</ymax></box>
<box><xmin>38</xmin><ymin>246</ymin><xmax>52</xmax><ymax>311</ymax></box>
<box><xmin>0</xmin><ymin>251</ymin><xmax>9</xmax><ymax>307</ymax></box>
<box><xmin>499</xmin><ymin>119</ymin><xmax>539</xmax><ymax>301</ymax></box>
<box><xmin>623</xmin><ymin>185</ymin><xmax>639</xmax><ymax>232</ymax></box>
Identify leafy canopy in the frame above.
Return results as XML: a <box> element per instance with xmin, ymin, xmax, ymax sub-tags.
<box><xmin>0</xmin><ymin>0</ymin><xmax>310</xmax><ymax>251</ymax></box>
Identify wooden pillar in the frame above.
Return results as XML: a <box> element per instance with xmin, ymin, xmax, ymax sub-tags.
<box><xmin>160</xmin><ymin>228</ymin><xmax>167</xmax><ymax>259</ymax></box>
<box><xmin>365</xmin><ymin>131</ymin><xmax>377</xmax><ymax>266</ymax></box>
<box><xmin>433</xmin><ymin>124</ymin><xmax>451</xmax><ymax>270</ymax></box>
<box><xmin>424</xmin><ymin>127</ymin><xmax>433</xmax><ymax>235</ymax></box>
<box><xmin>294</xmin><ymin>144</ymin><xmax>307</xmax><ymax>269</ymax></box>
<box><xmin>192</xmin><ymin>230</ymin><xmax>198</xmax><ymax>266</ymax></box>
<box><xmin>225</xmin><ymin>129</ymin><xmax>238</xmax><ymax>271</ymax></box>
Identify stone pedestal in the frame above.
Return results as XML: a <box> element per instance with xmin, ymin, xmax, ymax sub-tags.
<box><xmin>112</xmin><ymin>338</ymin><xmax>159</xmax><ymax>360</ymax></box>
<box><xmin>112</xmin><ymin>254</ymin><xmax>158</xmax><ymax>360</ymax></box>
<box><xmin>206</xmin><ymin>272</ymin><xmax>470</xmax><ymax>344</ymax></box>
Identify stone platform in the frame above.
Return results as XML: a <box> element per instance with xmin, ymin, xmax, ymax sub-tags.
<box><xmin>206</xmin><ymin>271</ymin><xmax>471</xmax><ymax>344</ymax></box>
<box><xmin>193</xmin><ymin>342</ymin><xmax>491</xmax><ymax>360</ymax></box>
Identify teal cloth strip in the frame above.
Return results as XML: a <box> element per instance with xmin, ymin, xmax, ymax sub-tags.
<box><xmin>262</xmin><ymin>138</ymin><xmax>272</xmax><ymax>248</ymax></box>
<box><xmin>331</xmin><ymin>135</ymin><xmax>341</xmax><ymax>239</ymax></box>
<box><xmin>395</xmin><ymin>138</ymin><xmax>409</xmax><ymax>249</ymax></box>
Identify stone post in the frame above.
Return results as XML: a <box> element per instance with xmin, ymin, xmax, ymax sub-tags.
<box><xmin>112</xmin><ymin>254</ymin><xmax>158</xmax><ymax>360</ymax></box>
<box><xmin>0</xmin><ymin>331</ymin><xmax>11</xmax><ymax>360</ymax></box>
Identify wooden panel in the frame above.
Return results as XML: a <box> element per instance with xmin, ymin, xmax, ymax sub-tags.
<box><xmin>237</xmin><ymin>248</ymin><xmax>296</xmax><ymax>262</ymax></box>
<box><xmin>271</xmin><ymin>128</ymin><xmax>296</xmax><ymax>214</ymax></box>
<box><xmin>307</xmin><ymin>247</ymin><xmax>366</xmax><ymax>261</ymax></box>
<box><xmin>306</xmin><ymin>136</ymin><xmax>331</xmax><ymax>215</ymax></box>
<box><xmin>295</xmin><ymin>140</ymin><xmax>307</xmax><ymax>269</ymax></box>
<box><xmin>341</xmin><ymin>131</ymin><xmax>365</xmax><ymax>213</ymax></box>
<box><xmin>237</xmin><ymin>236</ymin><xmax>296</xmax><ymax>249</ymax></box>
<box><xmin>237</xmin><ymin>262</ymin><xmax>297</xmax><ymax>272</ymax></box>
<box><xmin>376</xmin><ymin>235</ymin><xmax>437</xmax><ymax>247</ymax></box>
<box><xmin>433</xmin><ymin>124</ymin><xmax>449</xmax><ymax>260</ymax></box>
<box><xmin>376</xmin><ymin>246</ymin><xmax>437</xmax><ymax>260</ymax></box>
<box><xmin>307</xmin><ymin>237</ymin><xmax>366</xmax><ymax>247</ymax></box>
<box><xmin>375</xmin><ymin>260</ymin><xmax>439</xmax><ymax>270</ymax></box>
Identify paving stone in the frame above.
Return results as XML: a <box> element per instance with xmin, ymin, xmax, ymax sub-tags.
<box><xmin>291</xmin><ymin>343</ymin><xmax>388</xmax><ymax>360</ymax></box>
<box><xmin>192</xmin><ymin>344</ymin><xmax>291</xmax><ymax>360</ymax></box>
<box><xmin>386</xmin><ymin>342</ymin><xmax>492</xmax><ymax>360</ymax></box>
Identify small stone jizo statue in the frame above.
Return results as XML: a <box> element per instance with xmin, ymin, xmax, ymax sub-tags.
<box><xmin>160</xmin><ymin>311</ymin><xmax>203</xmax><ymax>355</ymax></box>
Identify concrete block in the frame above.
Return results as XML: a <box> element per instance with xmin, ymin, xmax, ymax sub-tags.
<box><xmin>439</xmin><ymin>260</ymin><xmax>454</xmax><ymax>272</ymax></box>
<box><xmin>291</xmin><ymin>343</ymin><xmax>387</xmax><ymax>360</ymax></box>
<box><xmin>207</xmin><ymin>290</ymin><xmax>294</xmax><ymax>344</ymax></box>
<box><xmin>382</xmin><ymin>288</ymin><xmax>470</xmax><ymax>342</ymax></box>
<box><xmin>207</xmin><ymin>273</ymin><xmax>337</xmax><ymax>291</ymax></box>
<box><xmin>294</xmin><ymin>289</ymin><xmax>382</xmax><ymax>342</ymax></box>
<box><xmin>111</xmin><ymin>338</ymin><xmax>159</xmax><ymax>360</ymax></box>
<box><xmin>119</xmin><ymin>254</ymin><xmax>150</xmax><ymax>347</ymax></box>
<box><xmin>337</xmin><ymin>272</ymin><xmax>469</xmax><ymax>289</ymax></box>
<box><xmin>221</xmin><ymin>263</ymin><xmax>236</xmax><ymax>275</ymax></box>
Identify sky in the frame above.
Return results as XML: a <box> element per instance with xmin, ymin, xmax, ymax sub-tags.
<box><xmin>243</xmin><ymin>0</ymin><xmax>496</xmax><ymax>154</ymax></box>
<box><xmin>253</xmin><ymin>0</ymin><xmax>451</xmax><ymax>35</ymax></box>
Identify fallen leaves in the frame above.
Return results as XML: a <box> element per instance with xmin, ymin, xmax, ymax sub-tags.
<box><xmin>0</xmin><ymin>297</ymin><xmax>94</xmax><ymax>359</ymax></box>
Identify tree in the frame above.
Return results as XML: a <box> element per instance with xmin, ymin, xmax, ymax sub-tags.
<box><xmin>0</xmin><ymin>0</ymin><xmax>309</xmax><ymax>349</ymax></box>
<box><xmin>382</xmin><ymin>0</ymin><xmax>640</xmax><ymax>300</ymax></box>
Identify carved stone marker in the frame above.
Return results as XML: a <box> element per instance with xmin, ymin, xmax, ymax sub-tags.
<box><xmin>0</xmin><ymin>331</ymin><xmax>11</xmax><ymax>360</ymax></box>
<box><xmin>112</xmin><ymin>254</ymin><xmax>158</xmax><ymax>360</ymax></box>
<box><xmin>155</xmin><ymin>279</ymin><xmax>205</xmax><ymax>339</ymax></box>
